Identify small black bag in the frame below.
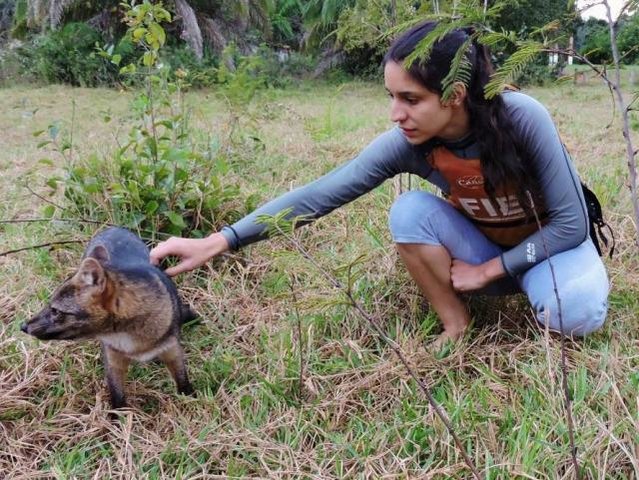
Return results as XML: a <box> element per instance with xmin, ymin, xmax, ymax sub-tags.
<box><xmin>581</xmin><ymin>182</ymin><xmax>615</xmax><ymax>258</ymax></box>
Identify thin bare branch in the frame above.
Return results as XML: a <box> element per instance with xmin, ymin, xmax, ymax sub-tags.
<box><xmin>526</xmin><ymin>191</ymin><xmax>581</xmax><ymax>480</ymax></box>
<box><xmin>0</xmin><ymin>239</ymin><xmax>84</xmax><ymax>257</ymax></box>
<box><xmin>288</xmin><ymin>279</ymin><xmax>305</xmax><ymax>399</ymax></box>
<box><xmin>274</xmin><ymin>224</ymin><xmax>483</xmax><ymax>480</ymax></box>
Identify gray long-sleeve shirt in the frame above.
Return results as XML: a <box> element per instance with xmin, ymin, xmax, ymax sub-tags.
<box><xmin>220</xmin><ymin>91</ymin><xmax>589</xmax><ymax>276</ymax></box>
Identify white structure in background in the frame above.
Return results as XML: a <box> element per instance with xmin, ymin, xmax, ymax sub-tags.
<box><xmin>548</xmin><ymin>37</ymin><xmax>574</xmax><ymax>65</ymax></box>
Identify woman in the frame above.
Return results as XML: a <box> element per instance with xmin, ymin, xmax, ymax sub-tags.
<box><xmin>150</xmin><ymin>22</ymin><xmax>609</xmax><ymax>344</ymax></box>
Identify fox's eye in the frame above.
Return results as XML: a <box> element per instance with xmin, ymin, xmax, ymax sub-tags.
<box><xmin>50</xmin><ymin>307</ymin><xmax>60</xmax><ymax>316</ymax></box>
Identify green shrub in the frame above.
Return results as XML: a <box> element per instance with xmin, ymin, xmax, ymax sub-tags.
<box><xmin>39</xmin><ymin>1</ymin><xmax>246</xmax><ymax>237</ymax></box>
<box><xmin>160</xmin><ymin>44</ymin><xmax>219</xmax><ymax>88</ymax></box>
<box><xmin>18</xmin><ymin>22</ymin><xmax>117</xmax><ymax>86</ymax></box>
<box><xmin>59</xmin><ymin>131</ymin><xmax>245</xmax><ymax>236</ymax></box>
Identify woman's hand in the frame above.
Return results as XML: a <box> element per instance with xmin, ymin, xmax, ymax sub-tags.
<box><xmin>450</xmin><ymin>257</ymin><xmax>505</xmax><ymax>293</ymax></box>
<box><xmin>149</xmin><ymin>232</ymin><xmax>230</xmax><ymax>276</ymax></box>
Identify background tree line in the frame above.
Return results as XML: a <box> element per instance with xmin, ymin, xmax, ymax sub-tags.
<box><xmin>0</xmin><ymin>0</ymin><xmax>637</xmax><ymax>88</ymax></box>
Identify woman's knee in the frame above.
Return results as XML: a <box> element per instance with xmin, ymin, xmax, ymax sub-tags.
<box><xmin>388</xmin><ymin>191</ymin><xmax>446</xmax><ymax>243</ymax></box>
<box><xmin>523</xmin><ymin>240</ymin><xmax>609</xmax><ymax>337</ymax></box>
<box><xmin>534</xmin><ymin>285</ymin><xmax>608</xmax><ymax>337</ymax></box>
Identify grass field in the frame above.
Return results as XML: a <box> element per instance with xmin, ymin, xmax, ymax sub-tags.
<box><xmin>1</xmin><ymin>74</ymin><xmax>638</xmax><ymax>479</ymax></box>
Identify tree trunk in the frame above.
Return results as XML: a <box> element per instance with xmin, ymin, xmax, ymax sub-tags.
<box><xmin>174</xmin><ymin>0</ymin><xmax>203</xmax><ymax>60</ymax></box>
<box><xmin>605</xmin><ymin>0</ymin><xmax>639</xmax><ymax>247</ymax></box>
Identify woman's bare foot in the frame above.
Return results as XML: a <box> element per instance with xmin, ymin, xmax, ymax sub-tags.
<box><xmin>431</xmin><ymin>323</ymin><xmax>468</xmax><ymax>352</ymax></box>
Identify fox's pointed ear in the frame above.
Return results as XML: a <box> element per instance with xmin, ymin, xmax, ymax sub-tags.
<box><xmin>76</xmin><ymin>258</ymin><xmax>106</xmax><ymax>290</ymax></box>
<box><xmin>89</xmin><ymin>245</ymin><xmax>110</xmax><ymax>264</ymax></box>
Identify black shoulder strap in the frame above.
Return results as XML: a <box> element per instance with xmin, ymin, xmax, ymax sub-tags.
<box><xmin>581</xmin><ymin>182</ymin><xmax>615</xmax><ymax>258</ymax></box>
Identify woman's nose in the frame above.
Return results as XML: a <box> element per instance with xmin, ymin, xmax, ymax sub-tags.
<box><xmin>389</xmin><ymin>100</ymin><xmax>407</xmax><ymax>123</ymax></box>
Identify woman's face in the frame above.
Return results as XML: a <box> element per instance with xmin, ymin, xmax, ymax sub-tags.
<box><xmin>384</xmin><ymin>61</ymin><xmax>464</xmax><ymax>144</ymax></box>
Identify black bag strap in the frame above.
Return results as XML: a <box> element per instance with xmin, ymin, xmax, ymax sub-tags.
<box><xmin>581</xmin><ymin>182</ymin><xmax>615</xmax><ymax>258</ymax></box>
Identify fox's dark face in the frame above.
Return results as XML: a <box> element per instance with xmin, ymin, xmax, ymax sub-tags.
<box><xmin>21</xmin><ymin>257</ymin><xmax>112</xmax><ymax>341</ymax></box>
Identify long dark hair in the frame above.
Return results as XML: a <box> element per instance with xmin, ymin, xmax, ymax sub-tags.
<box><xmin>383</xmin><ymin>22</ymin><xmax>536</xmax><ymax>210</ymax></box>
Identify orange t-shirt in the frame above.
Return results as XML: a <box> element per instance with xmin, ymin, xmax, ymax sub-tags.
<box><xmin>429</xmin><ymin>146</ymin><xmax>546</xmax><ymax>246</ymax></box>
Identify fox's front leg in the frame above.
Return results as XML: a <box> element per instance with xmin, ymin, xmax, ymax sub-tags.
<box><xmin>101</xmin><ymin>344</ymin><xmax>131</xmax><ymax>408</ymax></box>
<box><xmin>158</xmin><ymin>339</ymin><xmax>194</xmax><ymax>397</ymax></box>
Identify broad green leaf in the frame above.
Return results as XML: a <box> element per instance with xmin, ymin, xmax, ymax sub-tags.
<box><xmin>133</xmin><ymin>27</ymin><xmax>146</xmax><ymax>40</ymax></box>
<box><xmin>143</xmin><ymin>51</ymin><xmax>155</xmax><ymax>67</ymax></box>
<box><xmin>145</xmin><ymin>200</ymin><xmax>159</xmax><ymax>214</ymax></box>
<box><xmin>166</xmin><ymin>211</ymin><xmax>187</xmax><ymax>229</ymax></box>
<box><xmin>120</xmin><ymin>64</ymin><xmax>136</xmax><ymax>75</ymax></box>
<box><xmin>149</xmin><ymin>23</ymin><xmax>166</xmax><ymax>46</ymax></box>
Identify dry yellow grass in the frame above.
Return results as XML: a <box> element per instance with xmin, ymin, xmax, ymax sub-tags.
<box><xmin>0</xmin><ymin>79</ymin><xmax>637</xmax><ymax>479</ymax></box>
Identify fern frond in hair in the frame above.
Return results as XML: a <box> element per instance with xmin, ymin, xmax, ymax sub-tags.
<box><xmin>404</xmin><ymin>18</ymin><xmax>469</xmax><ymax>68</ymax></box>
<box><xmin>441</xmin><ymin>37</ymin><xmax>473</xmax><ymax>101</ymax></box>
<box><xmin>400</xmin><ymin>0</ymin><xmax>512</xmax><ymax>69</ymax></box>
<box><xmin>485</xmin><ymin>41</ymin><xmax>543</xmax><ymax>98</ymax></box>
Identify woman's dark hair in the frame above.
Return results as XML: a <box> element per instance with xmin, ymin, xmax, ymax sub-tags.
<box><xmin>383</xmin><ymin>22</ymin><xmax>536</xmax><ymax>211</ymax></box>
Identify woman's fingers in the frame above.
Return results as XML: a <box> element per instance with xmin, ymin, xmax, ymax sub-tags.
<box><xmin>163</xmin><ymin>259</ymin><xmax>194</xmax><ymax>277</ymax></box>
<box><xmin>149</xmin><ymin>238</ymin><xmax>181</xmax><ymax>265</ymax></box>
<box><xmin>149</xmin><ymin>234</ymin><xmax>230</xmax><ymax>276</ymax></box>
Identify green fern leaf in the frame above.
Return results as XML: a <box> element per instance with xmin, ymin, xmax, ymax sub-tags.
<box><xmin>441</xmin><ymin>37</ymin><xmax>473</xmax><ymax>101</ymax></box>
<box><xmin>485</xmin><ymin>41</ymin><xmax>543</xmax><ymax>98</ymax></box>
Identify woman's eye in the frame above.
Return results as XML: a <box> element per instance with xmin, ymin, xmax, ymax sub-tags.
<box><xmin>406</xmin><ymin>97</ymin><xmax>418</xmax><ymax>105</ymax></box>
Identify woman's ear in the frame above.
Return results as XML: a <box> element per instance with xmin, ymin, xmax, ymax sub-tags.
<box><xmin>446</xmin><ymin>82</ymin><xmax>468</xmax><ymax>107</ymax></box>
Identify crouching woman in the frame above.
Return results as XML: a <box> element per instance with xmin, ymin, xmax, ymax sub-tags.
<box><xmin>150</xmin><ymin>22</ymin><xmax>610</xmax><ymax>345</ymax></box>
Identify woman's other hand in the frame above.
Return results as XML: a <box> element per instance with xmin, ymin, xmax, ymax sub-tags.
<box><xmin>149</xmin><ymin>233</ymin><xmax>230</xmax><ymax>276</ymax></box>
<box><xmin>450</xmin><ymin>257</ymin><xmax>505</xmax><ymax>292</ymax></box>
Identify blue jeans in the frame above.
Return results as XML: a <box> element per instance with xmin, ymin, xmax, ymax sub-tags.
<box><xmin>389</xmin><ymin>191</ymin><xmax>609</xmax><ymax>336</ymax></box>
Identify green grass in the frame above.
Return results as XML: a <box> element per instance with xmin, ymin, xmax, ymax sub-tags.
<box><xmin>0</xmin><ymin>77</ymin><xmax>638</xmax><ymax>478</ymax></box>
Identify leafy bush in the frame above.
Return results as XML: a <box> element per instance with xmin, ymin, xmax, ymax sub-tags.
<box><xmin>58</xmin><ymin>125</ymin><xmax>245</xmax><ymax>236</ymax></box>
<box><xmin>39</xmin><ymin>1</ymin><xmax>246</xmax><ymax>237</ymax></box>
<box><xmin>577</xmin><ymin>19</ymin><xmax>611</xmax><ymax>65</ymax></box>
<box><xmin>22</xmin><ymin>22</ymin><xmax>116</xmax><ymax>86</ymax></box>
<box><xmin>617</xmin><ymin>14</ymin><xmax>639</xmax><ymax>64</ymax></box>
<box><xmin>159</xmin><ymin>44</ymin><xmax>219</xmax><ymax>88</ymax></box>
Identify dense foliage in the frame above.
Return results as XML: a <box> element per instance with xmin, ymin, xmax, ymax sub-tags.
<box><xmin>0</xmin><ymin>0</ymin><xmax>637</xmax><ymax>87</ymax></box>
<box><xmin>576</xmin><ymin>13</ymin><xmax>639</xmax><ymax>64</ymax></box>
<box><xmin>38</xmin><ymin>2</ymin><xmax>253</xmax><ymax>237</ymax></box>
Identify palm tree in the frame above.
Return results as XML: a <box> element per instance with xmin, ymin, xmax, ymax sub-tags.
<box><xmin>11</xmin><ymin>0</ymin><xmax>274</xmax><ymax>59</ymax></box>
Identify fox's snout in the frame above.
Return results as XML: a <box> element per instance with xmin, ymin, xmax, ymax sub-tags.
<box><xmin>21</xmin><ymin>308</ymin><xmax>90</xmax><ymax>341</ymax></box>
<box><xmin>21</xmin><ymin>312</ymin><xmax>61</xmax><ymax>340</ymax></box>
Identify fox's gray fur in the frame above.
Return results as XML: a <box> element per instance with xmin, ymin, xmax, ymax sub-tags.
<box><xmin>21</xmin><ymin>227</ymin><xmax>195</xmax><ymax>408</ymax></box>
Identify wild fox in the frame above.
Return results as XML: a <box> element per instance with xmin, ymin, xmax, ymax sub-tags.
<box><xmin>21</xmin><ymin>227</ymin><xmax>195</xmax><ymax>408</ymax></box>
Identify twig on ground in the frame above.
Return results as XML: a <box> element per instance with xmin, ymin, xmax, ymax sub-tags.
<box><xmin>274</xmin><ymin>224</ymin><xmax>483</xmax><ymax>480</ymax></box>
<box><xmin>24</xmin><ymin>185</ymin><xmax>66</xmax><ymax>212</ymax></box>
<box><xmin>0</xmin><ymin>240</ymin><xmax>85</xmax><ymax>257</ymax></box>
<box><xmin>526</xmin><ymin>191</ymin><xmax>581</xmax><ymax>480</ymax></box>
<box><xmin>288</xmin><ymin>278</ymin><xmax>306</xmax><ymax>399</ymax></box>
